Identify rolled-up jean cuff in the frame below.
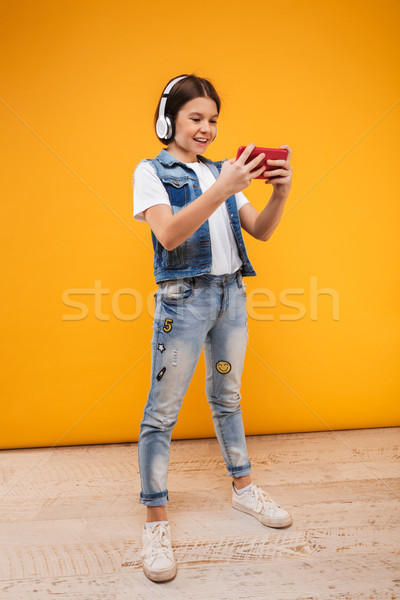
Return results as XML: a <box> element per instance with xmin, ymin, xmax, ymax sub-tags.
<box><xmin>228</xmin><ymin>462</ymin><xmax>252</xmax><ymax>477</ymax></box>
<box><xmin>139</xmin><ymin>489</ymin><xmax>169</xmax><ymax>506</ymax></box>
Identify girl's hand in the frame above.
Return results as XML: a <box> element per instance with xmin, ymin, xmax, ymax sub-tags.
<box><xmin>216</xmin><ymin>143</ymin><xmax>266</xmax><ymax>197</ymax></box>
<box><xmin>264</xmin><ymin>144</ymin><xmax>293</xmax><ymax>199</ymax></box>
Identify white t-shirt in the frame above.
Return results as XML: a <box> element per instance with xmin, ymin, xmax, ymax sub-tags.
<box><xmin>133</xmin><ymin>160</ymin><xmax>249</xmax><ymax>275</ymax></box>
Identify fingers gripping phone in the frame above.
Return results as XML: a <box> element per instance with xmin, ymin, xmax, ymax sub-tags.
<box><xmin>236</xmin><ymin>146</ymin><xmax>288</xmax><ymax>179</ymax></box>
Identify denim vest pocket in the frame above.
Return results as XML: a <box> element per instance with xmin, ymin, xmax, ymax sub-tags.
<box><xmin>160</xmin><ymin>176</ymin><xmax>191</xmax><ymax>208</ymax></box>
<box><xmin>165</xmin><ymin>246</ymin><xmax>184</xmax><ymax>268</ymax></box>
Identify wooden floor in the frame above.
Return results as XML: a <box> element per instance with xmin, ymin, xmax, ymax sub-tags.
<box><xmin>0</xmin><ymin>427</ymin><xmax>399</xmax><ymax>599</ymax></box>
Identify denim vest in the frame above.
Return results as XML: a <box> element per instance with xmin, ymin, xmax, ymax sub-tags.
<box><xmin>140</xmin><ymin>148</ymin><xmax>257</xmax><ymax>283</ymax></box>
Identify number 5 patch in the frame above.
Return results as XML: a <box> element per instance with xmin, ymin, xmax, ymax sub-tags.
<box><xmin>163</xmin><ymin>318</ymin><xmax>173</xmax><ymax>333</ymax></box>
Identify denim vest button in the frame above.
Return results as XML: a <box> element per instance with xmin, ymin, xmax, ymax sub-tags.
<box><xmin>173</xmin><ymin>179</ymin><xmax>179</xmax><ymax>185</ymax></box>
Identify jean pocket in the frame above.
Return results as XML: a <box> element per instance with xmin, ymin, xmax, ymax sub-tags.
<box><xmin>160</xmin><ymin>279</ymin><xmax>193</xmax><ymax>304</ymax></box>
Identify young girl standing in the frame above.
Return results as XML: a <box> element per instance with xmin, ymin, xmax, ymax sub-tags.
<box><xmin>132</xmin><ymin>74</ymin><xmax>293</xmax><ymax>582</ymax></box>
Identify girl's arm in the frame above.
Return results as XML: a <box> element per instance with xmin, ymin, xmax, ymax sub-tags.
<box><xmin>239</xmin><ymin>146</ymin><xmax>293</xmax><ymax>241</ymax></box>
<box><xmin>239</xmin><ymin>193</ymin><xmax>288</xmax><ymax>241</ymax></box>
<box><xmin>144</xmin><ymin>144</ymin><xmax>265</xmax><ymax>250</ymax></box>
<box><xmin>144</xmin><ymin>184</ymin><xmax>227</xmax><ymax>250</ymax></box>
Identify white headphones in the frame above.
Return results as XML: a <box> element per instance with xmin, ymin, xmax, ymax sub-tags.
<box><xmin>156</xmin><ymin>75</ymin><xmax>188</xmax><ymax>141</ymax></box>
<box><xmin>155</xmin><ymin>75</ymin><xmax>218</xmax><ymax>143</ymax></box>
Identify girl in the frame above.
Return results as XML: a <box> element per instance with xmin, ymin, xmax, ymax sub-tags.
<box><xmin>132</xmin><ymin>74</ymin><xmax>293</xmax><ymax>582</ymax></box>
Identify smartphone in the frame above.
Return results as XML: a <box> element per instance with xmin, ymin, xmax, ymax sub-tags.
<box><xmin>236</xmin><ymin>146</ymin><xmax>288</xmax><ymax>179</ymax></box>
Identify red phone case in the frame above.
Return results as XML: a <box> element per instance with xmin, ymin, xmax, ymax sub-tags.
<box><xmin>236</xmin><ymin>146</ymin><xmax>288</xmax><ymax>179</ymax></box>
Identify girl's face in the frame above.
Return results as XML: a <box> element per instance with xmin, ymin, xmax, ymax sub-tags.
<box><xmin>167</xmin><ymin>96</ymin><xmax>218</xmax><ymax>163</ymax></box>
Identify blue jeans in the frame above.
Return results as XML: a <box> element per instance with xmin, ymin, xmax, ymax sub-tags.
<box><xmin>138</xmin><ymin>269</ymin><xmax>252</xmax><ymax>507</ymax></box>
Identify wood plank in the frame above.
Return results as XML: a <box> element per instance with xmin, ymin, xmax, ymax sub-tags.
<box><xmin>116</xmin><ymin>555</ymin><xmax>400</xmax><ymax>600</ymax></box>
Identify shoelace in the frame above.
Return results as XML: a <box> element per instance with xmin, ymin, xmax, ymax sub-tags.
<box><xmin>141</xmin><ymin>524</ymin><xmax>173</xmax><ymax>564</ymax></box>
<box><xmin>250</xmin><ymin>485</ymin><xmax>283</xmax><ymax>514</ymax></box>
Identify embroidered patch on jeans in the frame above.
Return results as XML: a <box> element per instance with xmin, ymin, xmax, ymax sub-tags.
<box><xmin>216</xmin><ymin>361</ymin><xmax>231</xmax><ymax>374</ymax></box>
<box><xmin>156</xmin><ymin>367</ymin><xmax>166</xmax><ymax>381</ymax></box>
<box><xmin>163</xmin><ymin>318</ymin><xmax>173</xmax><ymax>333</ymax></box>
<box><xmin>158</xmin><ymin>343</ymin><xmax>166</xmax><ymax>353</ymax></box>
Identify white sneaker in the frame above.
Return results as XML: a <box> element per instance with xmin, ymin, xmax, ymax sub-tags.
<box><xmin>141</xmin><ymin>522</ymin><xmax>177</xmax><ymax>582</ymax></box>
<box><xmin>232</xmin><ymin>482</ymin><xmax>293</xmax><ymax>528</ymax></box>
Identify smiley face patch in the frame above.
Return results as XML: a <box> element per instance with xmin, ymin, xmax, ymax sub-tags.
<box><xmin>216</xmin><ymin>361</ymin><xmax>231</xmax><ymax>375</ymax></box>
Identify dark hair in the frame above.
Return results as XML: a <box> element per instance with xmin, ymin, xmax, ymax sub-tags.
<box><xmin>154</xmin><ymin>73</ymin><xmax>221</xmax><ymax>144</ymax></box>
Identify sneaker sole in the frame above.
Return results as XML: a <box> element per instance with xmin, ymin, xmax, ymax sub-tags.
<box><xmin>232</xmin><ymin>499</ymin><xmax>293</xmax><ymax>528</ymax></box>
<box><xmin>143</xmin><ymin>560</ymin><xmax>177</xmax><ymax>582</ymax></box>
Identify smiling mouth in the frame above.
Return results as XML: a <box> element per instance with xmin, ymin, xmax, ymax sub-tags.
<box><xmin>193</xmin><ymin>138</ymin><xmax>208</xmax><ymax>144</ymax></box>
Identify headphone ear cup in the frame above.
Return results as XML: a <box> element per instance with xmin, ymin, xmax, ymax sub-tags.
<box><xmin>156</xmin><ymin>116</ymin><xmax>168</xmax><ymax>140</ymax></box>
<box><xmin>165</xmin><ymin>115</ymin><xmax>174</xmax><ymax>141</ymax></box>
<box><xmin>156</xmin><ymin>115</ymin><xmax>174</xmax><ymax>141</ymax></box>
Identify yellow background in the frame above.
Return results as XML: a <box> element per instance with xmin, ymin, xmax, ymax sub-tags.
<box><xmin>1</xmin><ymin>0</ymin><xmax>399</xmax><ymax>449</ymax></box>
